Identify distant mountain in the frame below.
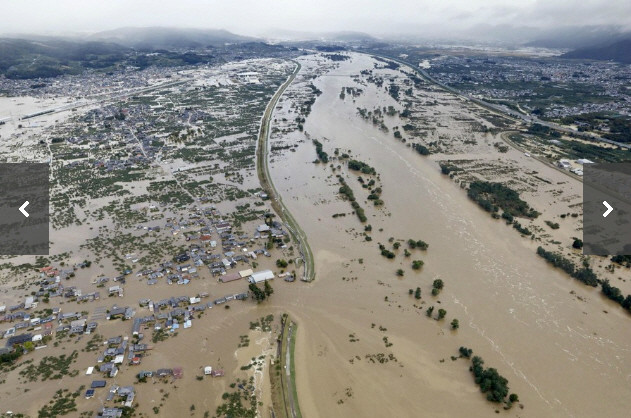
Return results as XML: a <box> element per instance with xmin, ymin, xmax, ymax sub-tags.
<box><xmin>525</xmin><ymin>26</ymin><xmax>631</xmax><ymax>49</ymax></box>
<box><xmin>90</xmin><ymin>27</ymin><xmax>257</xmax><ymax>50</ymax></box>
<box><xmin>0</xmin><ymin>37</ymin><xmax>129</xmax><ymax>78</ymax></box>
<box><xmin>326</xmin><ymin>31</ymin><xmax>377</xmax><ymax>43</ymax></box>
<box><xmin>562</xmin><ymin>38</ymin><xmax>631</xmax><ymax>64</ymax></box>
<box><xmin>447</xmin><ymin>24</ymin><xmax>630</xmax><ymax>50</ymax></box>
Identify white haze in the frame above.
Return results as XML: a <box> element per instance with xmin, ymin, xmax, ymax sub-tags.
<box><xmin>2</xmin><ymin>0</ymin><xmax>630</xmax><ymax>39</ymax></box>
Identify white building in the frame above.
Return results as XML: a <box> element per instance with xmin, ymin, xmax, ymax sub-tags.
<box><xmin>248</xmin><ymin>270</ymin><xmax>275</xmax><ymax>284</ymax></box>
<box><xmin>576</xmin><ymin>159</ymin><xmax>595</xmax><ymax>165</ymax></box>
<box><xmin>557</xmin><ymin>159</ymin><xmax>571</xmax><ymax>169</ymax></box>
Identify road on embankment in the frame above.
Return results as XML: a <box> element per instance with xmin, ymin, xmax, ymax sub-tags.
<box><xmin>256</xmin><ymin>60</ymin><xmax>315</xmax><ymax>282</ymax></box>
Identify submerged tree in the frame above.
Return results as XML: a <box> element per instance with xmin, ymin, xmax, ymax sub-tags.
<box><xmin>437</xmin><ymin>309</ymin><xmax>447</xmax><ymax>320</ymax></box>
<box><xmin>263</xmin><ymin>280</ymin><xmax>274</xmax><ymax>297</ymax></box>
<box><xmin>249</xmin><ymin>283</ymin><xmax>266</xmax><ymax>302</ymax></box>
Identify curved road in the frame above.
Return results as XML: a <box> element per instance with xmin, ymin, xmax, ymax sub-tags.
<box><xmin>256</xmin><ymin>60</ymin><xmax>315</xmax><ymax>282</ymax></box>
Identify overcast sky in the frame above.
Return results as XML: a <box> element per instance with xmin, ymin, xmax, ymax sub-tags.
<box><xmin>2</xmin><ymin>0</ymin><xmax>630</xmax><ymax>37</ymax></box>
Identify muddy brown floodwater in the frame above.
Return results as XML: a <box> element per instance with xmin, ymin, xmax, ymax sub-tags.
<box><xmin>268</xmin><ymin>54</ymin><xmax>631</xmax><ymax>417</ymax></box>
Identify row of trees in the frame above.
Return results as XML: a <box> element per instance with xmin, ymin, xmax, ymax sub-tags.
<box><xmin>601</xmin><ymin>279</ymin><xmax>631</xmax><ymax>313</ymax></box>
<box><xmin>536</xmin><ymin>246</ymin><xmax>599</xmax><ymax>287</ymax></box>
<box><xmin>538</xmin><ymin>248</ymin><xmax>631</xmax><ymax>315</ymax></box>
<box><xmin>407</xmin><ymin>239</ymin><xmax>429</xmax><ymax>250</ymax></box>
<box><xmin>337</xmin><ymin>176</ymin><xmax>367</xmax><ymax>222</ymax></box>
<box><xmin>312</xmin><ymin>139</ymin><xmax>329</xmax><ymax>163</ymax></box>
<box><xmin>467</xmin><ymin>181</ymin><xmax>539</xmax><ymax>219</ymax></box>
<box><xmin>459</xmin><ymin>347</ymin><xmax>519</xmax><ymax>407</ymax></box>
<box><xmin>348</xmin><ymin>159</ymin><xmax>376</xmax><ymax>175</ymax></box>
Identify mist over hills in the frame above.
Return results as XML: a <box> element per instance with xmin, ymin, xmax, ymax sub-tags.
<box><xmin>0</xmin><ymin>37</ymin><xmax>130</xmax><ymax>79</ymax></box>
<box><xmin>0</xmin><ymin>28</ymin><xmax>290</xmax><ymax>79</ymax></box>
<box><xmin>89</xmin><ymin>27</ymin><xmax>256</xmax><ymax>49</ymax></box>
<box><xmin>1</xmin><ymin>24</ymin><xmax>630</xmax><ymax>80</ymax></box>
<box><xmin>262</xmin><ymin>28</ymin><xmax>377</xmax><ymax>43</ymax></box>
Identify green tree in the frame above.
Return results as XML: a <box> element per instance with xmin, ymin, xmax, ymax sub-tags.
<box><xmin>451</xmin><ymin>318</ymin><xmax>459</xmax><ymax>330</ymax></box>
<box><xmin>249</xmin><ymin>283</ymin><xmax>266</xmax><ymax>302</ymax></box>
<box><xmin>263</xmin><ymin>280</ymin><xmax>274</xmax><ymax>297</ymax></box>
<box><xmin>509</xmin><ymin>394</ymin><xmax>519</xmax><ymax>403</ymax></box>
<box><xmin>459</xmin><ymin>346</ymin><xmax>472</xmax><ymax>358</ymax></box>
<box><xmin>412</xmin><ymin>260</ymin><xmax>424</xmax><ymax>270</ymax></box>
<box><xmin>396</xmin><ymin>269</ymin><xmax>404</xmax><ymax>277</ymax></box>
<box><xmin>414</xmin><ymin>287</ymin><xmax>421</xmax><ymax>300</ymax></box>
<box><xmin>426</xmin><ymin>306</ymin><xmax>434</xmax><ymax>317</ymax></box>
<box><xmin>437</xmin><ymin>309</ymin><xmax>446</xmax><ymax>320</ymax></box>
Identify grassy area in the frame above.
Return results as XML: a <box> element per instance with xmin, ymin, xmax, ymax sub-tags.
<box><xmin>19</xmin><ymin>351</ymin><xmax>79</xmax><ymax>382</ymax></box>
<box><xmin>288</xmin><ymin>321</ymin><xmax>302</xmax><ymax>418</ymax></box>
<box><xmin>269</xmin><ymin>355</ymin><xmax>288</xmax><ymax>418</ymax></box>
<box><xmin>271</xmin><ymin>315</ymin><xmax>302</xmax><ymax>418</ymax></box>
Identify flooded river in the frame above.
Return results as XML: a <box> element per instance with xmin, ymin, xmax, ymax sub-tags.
<box><xmin>268</xmin><ymin>53</ymin><xmax>631</xmax><ymax>417</ymax></box>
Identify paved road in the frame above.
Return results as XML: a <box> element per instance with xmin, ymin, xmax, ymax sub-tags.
<box><xmin>256</xmin><ymin>61</ymin><xmax>315</xmax><ymax>282</ymax></box>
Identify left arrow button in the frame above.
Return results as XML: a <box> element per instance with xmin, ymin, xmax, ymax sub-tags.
<box><xmin>19</xmin><ymin>201</ymin><xmax>29</xmax><ymax>218</ymax></box>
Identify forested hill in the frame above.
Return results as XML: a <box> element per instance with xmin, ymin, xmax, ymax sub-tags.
<box><xmin>562</xmin><ymin>39</ymin><xmax>631</xmax><ymax>64</ymax></box>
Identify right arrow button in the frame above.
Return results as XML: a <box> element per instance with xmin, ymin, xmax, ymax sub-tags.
<box><xmin>603</xmin><ymin>200</ymin><xmax>613</xmax><ymax>218</ymax></box>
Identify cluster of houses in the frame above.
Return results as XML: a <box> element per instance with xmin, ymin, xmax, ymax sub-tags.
<box><xmin>127</xmin><ymin>212</ymin><xmax>284</xmax><ymax>285</ymax></box>
<box><xmin>1</xmin><ymin>306</ymin><xmax>101</xmax><ymax>349</ymax></box>
<box><xmin>130</xmin><ymin>290</ymin><xmax>250</xmax><ymax>336</ymax></box>
<box><xmin>89</xmin><ymin>335</ymin><xmax>151</xmax><ymax>377</ymax></box>
<box><xmin>0</xmin><ymin>202</ymin><xmax>294</xmax><ymax>416</ymax></box>
<box><xmin>1</xmin><ymin>208</ymin><xmax>291</xmax><ymax>353</ymax></box>
<box><xmin>88</xmin><ymin>382</ymin><xmax>138</xmax><ymax>417</ymax></box>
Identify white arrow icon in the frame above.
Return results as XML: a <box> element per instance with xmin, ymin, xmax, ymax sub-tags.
<box><xmin>603</xmin><ymin>201</ymin><xmax>613</xmax><ymax>218</ymax></box>
<box><xmin>19</xmin><ymin>201</ymin><xmax>29</xmax><ymax>218</ymax></box>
